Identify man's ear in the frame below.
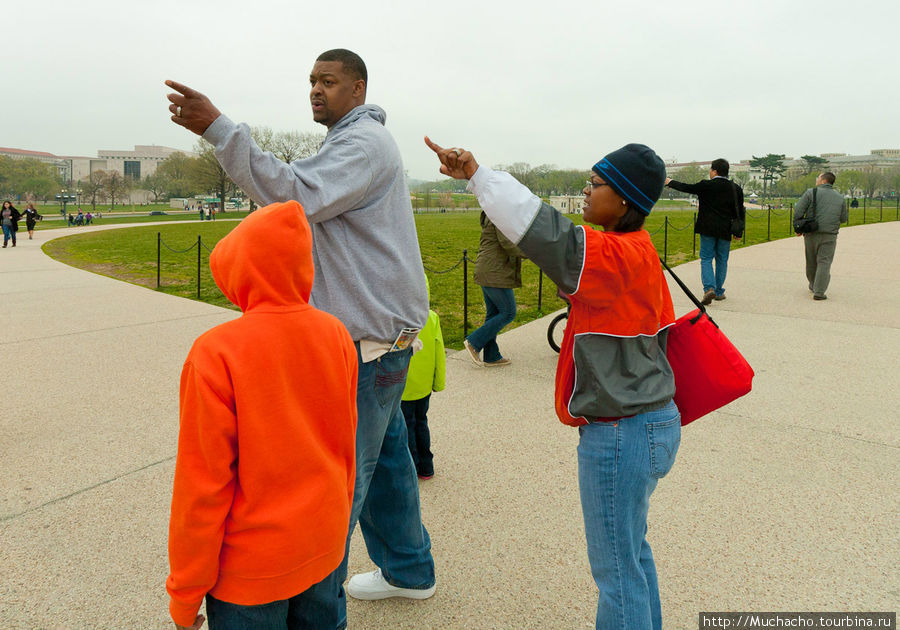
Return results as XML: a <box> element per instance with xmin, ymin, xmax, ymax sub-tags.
<box><xmin>354</xmin><ymin>80</ymin><xmax>366</xmax><ymax>99</ymax></box>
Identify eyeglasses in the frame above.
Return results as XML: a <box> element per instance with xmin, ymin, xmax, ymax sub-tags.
<box><xmin>586</xmin><ymin>180</ymin><xmax>610</xmax><ymax>190</ymax></box>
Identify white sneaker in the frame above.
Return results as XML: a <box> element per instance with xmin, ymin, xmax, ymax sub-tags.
<box><xmin>346</xmin><ymin>568</ymin><xmax>436</xmax><ymax>601</ymax></box>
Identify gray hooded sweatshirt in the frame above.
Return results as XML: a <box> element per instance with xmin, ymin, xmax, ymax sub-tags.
<box><xmin>203</xmin><ymin>105</ymin><xmax>427</xmax><ymax>344</ymax></box>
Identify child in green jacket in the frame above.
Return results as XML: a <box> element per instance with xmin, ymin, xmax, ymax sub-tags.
<box><xmin>401</xmin><ymin>277</ymin><xmax>446</xmax><ymax>479</ymax></box>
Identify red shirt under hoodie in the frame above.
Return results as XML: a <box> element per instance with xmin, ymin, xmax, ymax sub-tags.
<box><xmin>166</xmin><ymin>201</ymin><xmax>358</xmax><ymax>626</ymax></box>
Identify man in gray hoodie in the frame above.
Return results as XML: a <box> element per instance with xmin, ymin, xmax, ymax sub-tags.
<box><xmin>166</xmin><ymin>48</ymin><xmax>434</xmax><ymax>629</ymax></box>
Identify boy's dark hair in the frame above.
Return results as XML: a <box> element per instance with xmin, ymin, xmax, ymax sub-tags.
<box><xmin>820</xmin><ymin>171</ymin><xmax>836</xmax><ymax>185</ymax></box>
<box><xmin>317</xmin><ymin>49</ymin><xmax>367</xmax><ymax>84</ymax></box>
<box><xmin>710</xmin><ymin>158</ymin><xmax>729</xmax><ymax>177</ymax></box>
<box><xmin>613</xmin><ymin>204</ymin><xmax>647</xmax><ymax>233</ymax></box>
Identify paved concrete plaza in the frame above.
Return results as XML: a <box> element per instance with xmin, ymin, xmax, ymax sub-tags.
<box><xmin>1</xmin><ymin>221</ymin><xmax>897</xmax><ymax>629</ymax></box>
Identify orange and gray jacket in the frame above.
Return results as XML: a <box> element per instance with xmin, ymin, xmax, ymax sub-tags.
<box><xmin>467</xmin><ymin>167</ymin><xmax>675</xmax><ymax>425</ymax></box>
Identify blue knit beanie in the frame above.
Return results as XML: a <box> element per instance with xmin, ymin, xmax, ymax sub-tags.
<box><xmin>592</xmin><ymin>143</ymin><xmax>666</xmax><ymax>215</ymax></box>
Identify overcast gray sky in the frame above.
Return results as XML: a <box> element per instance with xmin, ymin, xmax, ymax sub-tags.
<box><xmin>5</xmin><ymin>0</ymin><xmax>897</xmax><ymax>180</ymax></box>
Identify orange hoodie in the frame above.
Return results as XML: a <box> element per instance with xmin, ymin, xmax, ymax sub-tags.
<box><xmin>166</xmin><ymin>201</ymin><xmax>358</xmax><ymax>626</ymax></box>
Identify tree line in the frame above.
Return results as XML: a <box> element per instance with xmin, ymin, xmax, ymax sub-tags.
<box><xmin>412</xmin><ymin>162</ymin><xmax>591</xmax><ymax>197</ymax></box>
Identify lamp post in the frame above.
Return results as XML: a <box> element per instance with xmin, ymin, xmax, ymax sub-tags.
<box><xmin>55</xmin><ymin>189</ymin><xmax>77</xmax><ymax>221</ymax></box>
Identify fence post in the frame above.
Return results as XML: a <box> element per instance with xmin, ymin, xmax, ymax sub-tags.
<box><xmin>157</xmin><ymin>232</ymin><xmax>161</xmax><ymax>288</ymax></box>
<box><xmin>197</xmin><ymin>235</ymin><xmax>202</xmax><ymax>299</ymax></box>
<box><xmin>789</xmin><ymin>205</ymin><xmax>794</xmax><ymax>235</ymax></box>
<box><xmin>880</xmin><ymin>197</ymin><xmax>883</xmax><ymax>222</ymax></box>
<box><xmin>692</xmin><ymin>212</ymin><xmax>696</xmax><ymax>257</ymax></box>
<box><xmin>462</xmin><ymin>249</ymin><xmax>469</xmax><ymax>339</ymax></box>
<box><xmin>863</xmin><ymin>198</ymin><xmax>867</xmax><ymax>224</ymax></box>
<box><xmin>537</xmin><ymin>268</ymin><xmax>543</xmax><ymax>312</ymax></box>
<box><xmin>663</xmin><ymin>217</ymin><xmax>669</xmax><ymax>262</ymax></box>
<box><xmin>767</xmin><ymin>208</ymin><xmax>771</xmax><ymax>241</ymax></box>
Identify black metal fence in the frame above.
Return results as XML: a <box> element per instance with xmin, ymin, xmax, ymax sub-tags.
<box><xmin>157</xmin><ymin>233</ymin><xmax>213</xmax><ymax>299</ymax></box>
<box><xmin>157</xmin><ymin>201</ymin><xmax>899</xmax><ymax>340</ymax></box>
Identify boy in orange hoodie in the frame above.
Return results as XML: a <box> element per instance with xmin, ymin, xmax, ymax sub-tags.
<box><xmin>166</xmin><ymin>200</ymin><xmax>358</xmax><ymax>630</ymax></box>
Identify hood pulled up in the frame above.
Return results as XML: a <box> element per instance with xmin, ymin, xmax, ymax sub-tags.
<box><xmin>210</xmin><ymin>200</ymin><xmax>313</xmax><ymax>312</ymax></box>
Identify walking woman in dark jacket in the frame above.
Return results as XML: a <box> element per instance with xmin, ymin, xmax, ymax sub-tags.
<box><xmin>463</xmin><ymin>211</ymin><xmax>525</xmax><ymax>367</ymax></box>
<box><xmin>2</xmin><ymin>201</ymin><xmax>22</xmax><ymax>247</ymax></box>
<box><xmin>23</xmin><ymin>203</ymin><xmax>41</xmax><ymax>239</ymax></box>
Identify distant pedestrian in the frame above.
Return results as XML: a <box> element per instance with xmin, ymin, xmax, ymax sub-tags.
<box><xmin>401</xmin><ymin>277</ymin><xmax>446</xmax><ymax>480</ymax></box>
<box><xmin>1</xmin><ymin>201</ymin><xmax>21</xmax><ymax>247</ymax></box>
<box><xmin>795</xmin><ymin>171</ymin><xmax>847</xmax><ymax>300</ymax></box>
<box><xmin>462</xmin><ymin>211</ymin><xmax>525</xmax><ymax>367</ymax></box>
<box><xmin>665</xmin><ymin>158</ymin><xmax>744</xmax><ymax>304</ymax></box>
<box><xmin>23</xmin><ymin>202</ymin><xmax>41</xmax><ymax>239</ymax></box>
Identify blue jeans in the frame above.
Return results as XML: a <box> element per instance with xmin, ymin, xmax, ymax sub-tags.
<box><xmin>304</xmin><ymin>344</ymin><xmax>434</xmax><ymax>629</ymax></box>
<box><xmin>577</xmin><ymin>400</ymin><xmax>681</xmax><ymax>630</ymax></box>
<box><xmin>206</xmin><ymin>590</ymin><xmax>326</xmax><ymax>630</ymax></box>
<box><xmin>698</xmin><ymin>234</ymin><xmax>731</xmax><ymax>296</ymax></box>
<box><xmin>2</xmin><ymin>224</ymin><xmax>13</xmax><ymax>245</ymax></box>
<box><xmin>467</xmin><ymin>286</ymin><xmax>517</xmax><ymax>363</ymax></box>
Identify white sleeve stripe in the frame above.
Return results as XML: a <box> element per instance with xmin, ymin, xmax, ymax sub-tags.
<box><xmin>467</xmin><ymin>167</ymin><xmax>541</xmax><ymax>244</ymax></box>
<box><xmin>572</xmin><ymin>224</ymin><xmax>587</xmax><ymax>294</ymax></box>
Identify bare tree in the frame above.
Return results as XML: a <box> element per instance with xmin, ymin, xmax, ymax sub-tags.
<box><xmin>273</xmin><ymin>131</ymin><xmax>322</xmax><ymax>162</ymax></box>
<box><xmin>252</xmin><ymin>126</ymin><xmax>323</xmax><ymax>162</ymax></box>
<box><xmin>192</xmin><ymin>140</ymin><xmax>237</xmax><ymax>212</ymax></box>
<box><xmin>858</xmin><ymin>165</ymin><xmax>883</xmax><ymax>199</ymax></box>
<box><xmin>140</xmin><ymin>171</ymin><xmax>169</xmax><ymax>202</ymax></box>
<box><xmin>156</xmin><ymin>152</ymin><xmax>197</xmax><ymax>198</ymax></box>
<box><xmin>103</xmin><ymin>171</ymin><xmax>131</xmax><ymax>208</ymax></box>
<box><xmin>79</xmin><ymin>169</ymin><xmax>107</xmax><ymax>211</ymax></box>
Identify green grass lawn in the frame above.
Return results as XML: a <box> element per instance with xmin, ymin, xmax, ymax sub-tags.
<box><xmin>41</xmin><ymin>204</ymin><xmax>898</xmax><ymax>349</ymax></box>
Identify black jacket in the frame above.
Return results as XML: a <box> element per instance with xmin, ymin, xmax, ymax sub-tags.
<box><xmin>667</xmin><ymin>177</ymin><xmax>744</xmax><ymax>240</ymax></box>
<box><xmin>2</xmin><ymin>206</ymin><xmax>22</xmax><ymax>231</ymax></box>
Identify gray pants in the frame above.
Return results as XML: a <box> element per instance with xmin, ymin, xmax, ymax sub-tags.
<box><xmin>804</xmin><ymin>232</ymin><xmax>838</xmax><ymax>297</ymax></box>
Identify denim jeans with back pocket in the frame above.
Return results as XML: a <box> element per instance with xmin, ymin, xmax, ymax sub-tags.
<box><xmin>577</xmin><ymin>400</ymin><xmax>681</xmax><ymax>630</ymax></box>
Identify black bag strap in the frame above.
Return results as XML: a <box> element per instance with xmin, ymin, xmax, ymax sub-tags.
<box><xmin>658</xmin><ymin>257</ymin><xmax>719</xmax><ymax>328</ymax></box>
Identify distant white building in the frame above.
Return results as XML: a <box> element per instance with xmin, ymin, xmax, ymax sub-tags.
<box><xmin>93</xmin><ymin>144</ymin><xmax>191</xmax><ymax>181</ymax></box>
<box><xmin>547</xmin><ymin>196</ymin><xmax>582</xmax><ymax>214</ymax></box>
